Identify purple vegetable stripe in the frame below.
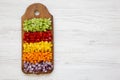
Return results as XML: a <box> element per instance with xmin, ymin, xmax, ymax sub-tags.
<box><xmin>23</xmin><ymin>61</ymin><xmax>53</xmax><ymax>73</ymax></box>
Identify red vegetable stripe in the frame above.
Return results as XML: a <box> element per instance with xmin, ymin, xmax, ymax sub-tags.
<box><xmin>23</xmin><ymin>30</ymin><xmax>52</xmax><ymax>43</ymax></box>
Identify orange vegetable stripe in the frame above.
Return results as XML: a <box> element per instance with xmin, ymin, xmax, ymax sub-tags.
<box><xmin>22</xmin><ymin>52</ymin><xmax>52</xmax><ymax>64</ymax></box>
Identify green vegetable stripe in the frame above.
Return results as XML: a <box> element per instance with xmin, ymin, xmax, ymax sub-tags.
<box><xmin>23</xmin><ymin>18</ymin><xmax>52</xmax><ymax>32</ymax></box>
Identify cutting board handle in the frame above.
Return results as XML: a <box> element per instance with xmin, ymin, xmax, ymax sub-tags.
<box><xmin>22</xmin><ymin>3</ymin><xmax>52</xmax><ymax>19</ymax></box>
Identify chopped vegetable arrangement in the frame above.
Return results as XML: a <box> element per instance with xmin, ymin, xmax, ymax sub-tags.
<box><xmin>23</xmin><ymin>18</ymin><xmax>52</xmax><ymax>32</ymax></box>
<box><xmin>22</xmin><ymin>18</ymin><xmax>53</xmax><ymax>73</ymax></box>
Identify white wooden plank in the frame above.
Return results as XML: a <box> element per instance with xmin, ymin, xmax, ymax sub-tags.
<box><xmin>0</xmin><ymin>0</ymin><xmax>120</xmax><ymax>80</ymax></box>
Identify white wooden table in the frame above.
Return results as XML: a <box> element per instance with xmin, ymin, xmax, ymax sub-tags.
<box><xmin>0</xmin><ymin>0</ymin><xmax>120</xmax><ymax>80</ymax></box>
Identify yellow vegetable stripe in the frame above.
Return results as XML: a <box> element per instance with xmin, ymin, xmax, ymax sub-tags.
<box><xmin>23</xmin><ymin>41</ymin><xmax>53</xmax><ymax>53</ymax></box>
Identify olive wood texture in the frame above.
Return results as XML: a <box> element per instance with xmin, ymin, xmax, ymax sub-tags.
<box><xmin>21</xmin><ymin>3</ymin><xmax>54</xmax><ymax>74</ymax></box>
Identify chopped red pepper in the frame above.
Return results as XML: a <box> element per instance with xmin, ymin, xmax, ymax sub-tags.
<box><xmin>23</xmin><ymin>31</ymin><xmax>52</xmax><ymax>43</ymax></box>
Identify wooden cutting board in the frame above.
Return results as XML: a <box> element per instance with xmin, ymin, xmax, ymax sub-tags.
<box><xmin>21</xmin><ymin>3</ymin><xmax>54</xmax><ymax>74</ymax></box>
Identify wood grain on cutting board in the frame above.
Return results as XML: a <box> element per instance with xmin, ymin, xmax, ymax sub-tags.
<box><xmin>0</xmin><ymin>0</ymin><xmax>120</xmax><ymax>80</ymax></box>
<box><xmin>21</xmin><ymin>3</ymin><xmax>54</xmax><ymax>74</ymax></box>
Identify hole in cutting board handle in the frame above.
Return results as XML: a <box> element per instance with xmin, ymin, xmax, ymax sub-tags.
<box><xmin>34</xmin><ymin>10</ymin><xmax>40</xmax><ymax>16</ymax></box>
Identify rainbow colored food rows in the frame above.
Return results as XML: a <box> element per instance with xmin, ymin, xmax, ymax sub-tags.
<box><xmin>22</xmin><ymin>18</ymin><xmax>53</xmax><ymax>73</ymax></box>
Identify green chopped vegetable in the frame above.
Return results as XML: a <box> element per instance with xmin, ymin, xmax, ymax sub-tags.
<box><xmin>23</xmin><ymin>18</ymin><xmax>52</xmax><ymax>32</ymax></box>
